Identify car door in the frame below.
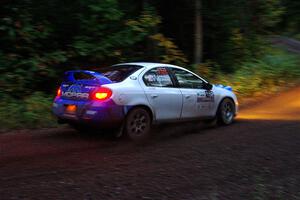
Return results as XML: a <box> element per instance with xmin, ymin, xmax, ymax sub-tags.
<box><xmin>141</xmin><ymin>67</ymin><xmax>183</xmax><ymax>121</ymax></box>
<box><xmin>169</xmin><ymin>68</ymin><xmax>215</xmax><ymax>119</ymax></box>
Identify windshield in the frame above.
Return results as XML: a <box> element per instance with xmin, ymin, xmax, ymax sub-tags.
<box><xmin>98</xmin><ymin>65</ymin><xmax>142</xmax><ymax>82</ymax></box>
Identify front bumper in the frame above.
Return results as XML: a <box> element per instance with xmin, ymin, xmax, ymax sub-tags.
<box><xmin>52</xmin><ymin>98</ymin><xmax>126</xmax><ymax>127</ymax></box>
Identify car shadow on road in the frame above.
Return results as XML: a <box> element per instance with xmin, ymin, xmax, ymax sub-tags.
<box><xmin>40</xmin><ymin>121</ymin><xmax>238</xmax><ymax>143</ymax></box>
<box><xmin>149</xmin><ymin>121</ymin><xmax>227</xmax><ymax>141</ymax></box>
<box><xmin>34</xmin><ymin>118</ymin><xmax>300</xmax><ymax>148</ymax></box>
<box><xmin>148</xmin><ymin>118</ymin><xmax>296</xmax><ymax>143</ymax></box>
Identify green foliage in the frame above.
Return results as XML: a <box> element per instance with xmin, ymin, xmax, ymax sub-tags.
<box><xmin>150</xmin><ymin>34</ymin><xmax>188</xmax><ymax>66</ymax></box>
<box><xmin>210</xmin><ymin>48</ymin><xmax>300</xmax><ymax>99</ymax></box>
<box><xmin>256</xmin><ymin>0</ymin><xmax>285</xmax><ymax>30</ymax></box>
<box><xmin>199</xmin><ymin>0</ymin><xmax>285</xmax><ymax>71</ymax></box>
<box><xmin>0</xmin><ymin>4</ymin><xmax>68</xmax><ymax>97</ymax></box>
<box><xmin>280</xmin><ymin>0</ymin><xmax>300</xmax><ymax>35</ymax></box>
<box><xmin>0</xmin><ymin>93</ymin><xmax>57</xmax><ymax>129</ymax></box>
<box><xmin>0</xmin><ymin>1</ymin><xmax>187</xmax><ymax>98</ymax></box>
<box><xmin>72</xmin><ymin>0</ymin><xmax>129</xmax><ymax>59</ymax></box>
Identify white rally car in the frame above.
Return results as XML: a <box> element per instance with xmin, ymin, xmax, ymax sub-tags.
<box><xmin>53</xmin><ymin>62</ymin><xmax>238</xmax><ymax>141</ymax></box>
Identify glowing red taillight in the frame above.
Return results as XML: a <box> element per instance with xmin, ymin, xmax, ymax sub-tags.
<box><xmin>57</xmin><ymin>87</ymin><xmax>62</xmax><ymax>97</ymax></box>
<box><xmin>92</xmin><ymin>87</ymin><xmax>112</xmax><ymax>101</ymax></box>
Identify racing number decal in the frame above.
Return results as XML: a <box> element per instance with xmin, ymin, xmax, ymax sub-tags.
<box><xmin>205</xmin><ymin>90</ymin><xmax>214</xmax><ymax>101</ymax></box>
<box><xmin>143</xmin><ymin>67</ymin><xmax>172</xmax><ymax>87</ymax></box>
<box><xmin>197</xmin><ymin>91</ymin><xmax>214</xmax><ymax>102</ymax></box>
<box><xmin>157</xmin><ymin>68</ymin><xmax>168</xmax><ymax>75</ymax></box>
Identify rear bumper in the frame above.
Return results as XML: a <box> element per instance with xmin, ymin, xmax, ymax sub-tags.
<box><xmin>52</xmin><ymin>98</ymin><xmax>126</xmax><ymax>128</ymax></box>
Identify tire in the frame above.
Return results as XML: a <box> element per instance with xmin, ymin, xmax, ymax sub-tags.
<box><xmin>125</xmin><ymin>107</ymin><xmax>152</xmax><ymax>142</ymax></box>
<box><xmin>217</xmin><ymin>98</ymin><xmax>236</xmax><ymax>125</ymax></box>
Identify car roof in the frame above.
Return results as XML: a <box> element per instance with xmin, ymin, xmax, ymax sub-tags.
<box><xmin>113</xmin><ymin>62</ymin><xmax>209</xmax><ymax>83</ymax></box>
<box><xmin>113</xmin><ymin>62</ymin><xmax>182</xmax><ymax>69</ymax></box>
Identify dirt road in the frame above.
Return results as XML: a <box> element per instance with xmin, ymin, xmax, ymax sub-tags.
<box><xmin>1</xmin><ymin>87</ymin><xmax>300</xmax><ymax>200</ymax></box>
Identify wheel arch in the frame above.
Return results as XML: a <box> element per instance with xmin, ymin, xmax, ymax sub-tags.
<box><xmin>124</xmin><ymin>104</ymin><xmax>155</xmax><ymax>123</ymax></box>
<box><xmin>215</xmin><ymin>96</ymin><xmax>236</xmax><ymax>116</ymax></box>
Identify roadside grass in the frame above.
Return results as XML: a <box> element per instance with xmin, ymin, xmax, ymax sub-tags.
<box><xmin>0</xmin><ymin>92</ymin><xmax>58</xmax><ymax>130</ymax></box>
<box><xmin>198</xmin><ymin>48</ymin><xmax>300</xmax><ymax>105</ymax></box>
<box><xmin>1</xmin><ymin>48</ymin><xmax>299</xmax><ymax>130</ymax></box>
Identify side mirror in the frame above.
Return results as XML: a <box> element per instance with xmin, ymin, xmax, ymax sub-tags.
<box><xmin>204</xmin><ymin>82</ymin><xmax>213</xmax><ymax>90</ymax></box>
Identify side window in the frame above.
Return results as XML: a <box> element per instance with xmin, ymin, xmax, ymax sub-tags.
<box><xmin>171</xmin><ymin>68</ymin><xmax>204</xmax><ymax>89</ymax></box>
<box><xmin>143</xmin><ymin>67</ymin><xmax>174</xmax><ymax>87</ymax></box>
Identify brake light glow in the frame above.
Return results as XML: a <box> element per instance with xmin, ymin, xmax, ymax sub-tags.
<box><xmin>57</xmin><ymin>87</ymin><xmax>62</xmax><ymax>97</ymax></box>
<box><xmin>93</xmin><ymin>87</ymin><xmax>112</xmax><ymax>101</ymax></box>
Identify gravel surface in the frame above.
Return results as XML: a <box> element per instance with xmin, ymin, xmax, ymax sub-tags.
<box><xmin>1</xmin><ymin>88</ymin><xmax>300</xmax><ymax>200</ymax></box>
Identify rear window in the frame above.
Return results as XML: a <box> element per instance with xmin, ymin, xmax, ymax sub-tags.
<box><xmin>98</xmin><ymin>65</ymin><xmax>142</xmax><ymax>82</ymax></box>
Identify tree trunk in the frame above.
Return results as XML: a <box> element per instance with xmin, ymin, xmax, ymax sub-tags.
<box><xmin>194</xmin><ymin>0</ymin><xmax>203</xmax><ymax>64</ymax></box>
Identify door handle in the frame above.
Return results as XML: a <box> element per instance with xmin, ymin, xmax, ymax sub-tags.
<box><xmin>151</xmin><ymin>94</ymin><xmax>158</xmax><ymax>98</ymax></box>
<box><xmin>185</xmin><ymin>95</ymin><xmax>191</xmax><ymax>99</ymax></box>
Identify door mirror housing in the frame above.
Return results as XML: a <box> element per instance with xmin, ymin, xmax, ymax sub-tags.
<box><xmin>203</xmin><ymin>82</ymin><xmax>213</xmax><ymax>90</ymax></box>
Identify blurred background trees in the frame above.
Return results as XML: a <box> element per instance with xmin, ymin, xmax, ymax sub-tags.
<box><xmin>0</xmin><ymin>0</ymin><xmax>297</xmax><ymax>94</ymax></box>
<box><xmin>0</xmin><ymin>0</ymin><xmax>299</xmax><ymax>128</ymax></box>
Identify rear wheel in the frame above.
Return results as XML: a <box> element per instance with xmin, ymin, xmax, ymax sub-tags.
<box><xmin>125</xmin><ymin>108</ymin><xmax>151</xmax><ymax>142</ymax></box>
<box><xmin>217</xmin><ymin>98</ymin><xmax>235</xmax><ymax>125</ymax></box>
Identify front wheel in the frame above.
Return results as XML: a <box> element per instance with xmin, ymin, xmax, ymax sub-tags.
<box><xmin>217</xmin><ymin>98</ymin><xmax>236</xmax><ymax>125</ymax></box>
<box><xmin>125</xmin><ymin>108</ymin><xmax>152</xmax><ymax>142</ymax></box>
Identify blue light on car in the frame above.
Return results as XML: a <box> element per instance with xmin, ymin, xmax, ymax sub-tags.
<box><xmin>224</xmin><ymin>86</ymin><xmax>233</xmax><ymax>91</ymax></box>
<box><xmin>215</xmin><ymin>84</ymin><xmax>233</xmax><ymax>91</ymax></box>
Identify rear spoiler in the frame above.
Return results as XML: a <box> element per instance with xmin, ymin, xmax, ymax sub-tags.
<box><xmin>63</xmin><ymin>70</ymin><xmax>112</xmax><ymax>85</ymax></box>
